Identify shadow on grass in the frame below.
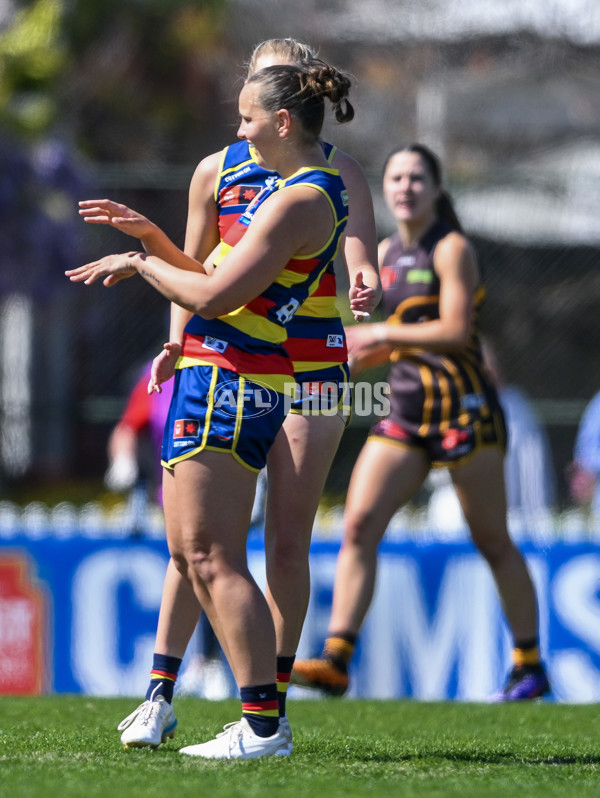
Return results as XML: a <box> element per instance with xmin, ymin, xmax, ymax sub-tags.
<box><xmin>301</xmin><ymin>738</ymin><xmax>600</xmax><ymax>767</ymax></box>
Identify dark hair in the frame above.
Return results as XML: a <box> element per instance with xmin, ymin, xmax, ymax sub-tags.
<box><xmin>246</xmin><ymin>63</ymin><xmax>354</xmax><ymax>143</ymax></box>
<box><xmin>382</xmin><ymin>143</ymin><xmax>463</xmax><ymax>232</ymax></box>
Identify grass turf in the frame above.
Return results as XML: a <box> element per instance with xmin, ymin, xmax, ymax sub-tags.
<box><xmin>0</xmin><ymin>696</ymin><xmax>598</xmax><ymax>797</ymax></box>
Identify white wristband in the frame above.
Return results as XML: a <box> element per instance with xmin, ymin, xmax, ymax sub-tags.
<box><xmin>375</xmin><ymin>324</ymin><xmax>387</xmax><ymax>344</ymax></box>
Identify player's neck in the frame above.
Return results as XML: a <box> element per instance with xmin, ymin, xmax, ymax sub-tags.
<box><xmin>277</xmin><ymin>141</ymin><xmax>328</xmax><ymax>179</ymax></box>
<box><xmin>398</xmin><ymin>212</ymin><xmax>437</xmax><ymax>247</ymax></box>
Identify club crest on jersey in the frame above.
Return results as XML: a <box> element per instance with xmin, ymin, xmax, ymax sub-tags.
<box><xmin>202</xmin><ymin>336</ymin><xmax>228</xmax><ymax>353</ymax></box>
<box><xmin>174</xmin><ymin>419</ymin><xmax>200</xmax><ymax>439</ymax></box>
<box><xmin>326</xmin><ymin>334</ymin><xmax>345</xmax><ymax>348</ymax></box>
<box><xmin>275</xmin><ymin>298</ymin><xmax>300</xmax><ymax>325</ymax></box>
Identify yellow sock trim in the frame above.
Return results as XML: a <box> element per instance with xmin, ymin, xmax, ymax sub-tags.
<box><xmin>324</xmin><ymin>636</ymin><xmax>355</xmax><ymax>666</ymax></box>
<box><xmin>513</xmin><ymin>646</ymin><xmax>540</xmax><ymax>667</ymax></box>
<box><xmin>242</xmin><ymin>708</ymin><xmax>279</xmax><ymax>717</ymax></box>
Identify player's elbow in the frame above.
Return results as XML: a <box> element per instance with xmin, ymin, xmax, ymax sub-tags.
<box><xmin>186</xmin><ymin>294</ymin><xmax>231</xmax><ymax>320</ymax></box>
<box><xmin>442</xmin><ymin>322</ymin><xmax>472</xmax><ymax>352</ymax></box>
<box><xmin>187</xmin><ymin>302</ymin><xmax>219</xmax><ymax>320</ymax></box>
<box><xmin>448</xmin><ymin>329</ymin><xmax>471</xmax><ymax>351</ymax></box>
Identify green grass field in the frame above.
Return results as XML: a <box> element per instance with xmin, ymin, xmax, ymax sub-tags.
<box><xmin>1</xmin><ymin>696</ymin><xmax>599</xmax><ymax>797</ymax></box>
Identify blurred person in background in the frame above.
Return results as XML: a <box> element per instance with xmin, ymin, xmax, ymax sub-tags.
<box><xmin>69</xmin><ymin>57</ymin><xmax>374</xmax><ymax>759</ymax></box>
<box><xmin>292</xmin><ymin>143</ymin><xmax>550</xmax><ymax>703</ymax></box>
<box><xmin>427</xmin><ymin>337</ymin><xmax>556</xmax><ymax>536</ymax></box>
<box><xmin>567</xmin><ymin>389</ymin><xmax>600</xmax><ymax>518</ymax></box>
<box><xmin>480</xmin><ymin>339</ymin><xmax>556</xmax><ymax>523</ymax></box>
<box><xmin>104</xmin><ymin>361</ymin><xmax>171</xmax><ymax>507</ymax></box>
<box><xmin>96</xmin><ymin>37</ymin><xmax>379</xmax><ymax>755</ymax></box>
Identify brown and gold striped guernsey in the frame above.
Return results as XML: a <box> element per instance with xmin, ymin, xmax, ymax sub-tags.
<box><xmin>379</xmin><ymin>220</ymin><xmax>504</xmax><ymax>442</ymax></box>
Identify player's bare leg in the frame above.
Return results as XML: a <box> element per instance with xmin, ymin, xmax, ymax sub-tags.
<box><xmin>452</xmin><ymin>448</ymin><xmax>550</xmax><ymax>701</ymax></box>
<box><xmin>292</xmin><ymin>442</ymin><xmax>429</xmax><ymax>694</ymax></box>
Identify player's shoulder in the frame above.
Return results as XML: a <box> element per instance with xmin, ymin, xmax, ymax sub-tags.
<box><xmin>190</xmin><ymin>150</ymin><xmax>222</xmax><ymax>187</ymax></box>
<box><xmin>330</xmin><ymin>147</ymin><xmax>366</xmax><ymax>179</ymax></box>
<box><xmin>433</xmin><ymin>228</ymin><xmax>479</xmax><ymax>285</ymax></box>
<box><xmin>435</xmin><ymin>228</ymin><xmax>475</xmax><ymax>260</ymax></box>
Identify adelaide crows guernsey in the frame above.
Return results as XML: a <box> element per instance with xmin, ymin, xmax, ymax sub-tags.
<box><xmin>380</xmin><ymin>220</ymin><xmax>503</xmax><ymax>438</ymax></box>
<box><xmin>215</xmin><ymin>139</ymin><xmax>278</xmax><ymax>244</ymax></box>
<box><xmin>212</xmin><ymin>140</ymin><xmax>348</xmax><ymax>373</ymax></box>
<box><xmin>178</xmin><ymin>163</ymin><xmax>349</xmax><ymax>396</ymax></box>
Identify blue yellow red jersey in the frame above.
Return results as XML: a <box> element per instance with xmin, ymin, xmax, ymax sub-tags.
<box><xmin>215</xmin><ymin>139</ymin><xmax>279</xmax><ymax>244</ymax></box>
<box><xmin>210</xmin><ymin>140</ymin><xmax>348</xmax><ymax>374</ymax></box>
<box><xmin>178</xmin><ymin>161</ymin><xmax>349</xmax><ymax>397</ymax></box>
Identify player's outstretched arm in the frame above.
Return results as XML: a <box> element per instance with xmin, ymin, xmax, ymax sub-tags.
<box><xmin>79</xmin><ymin>198</ymin><xmax>208</xmax><ymax>275</ymax></box>
<box><xmin>334</xmin><ymin>150</ymin><xmax>381</xmax><ymax>319</ymax></box>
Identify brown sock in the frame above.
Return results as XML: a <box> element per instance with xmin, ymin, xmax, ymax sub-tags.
<box><xmin>323</xmin><ymin>636</ymin><xmax>355</xmax><ymax>671</ymax></box>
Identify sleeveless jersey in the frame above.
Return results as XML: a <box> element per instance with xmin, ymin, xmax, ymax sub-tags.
<box><xmin>178</xmin><ymin>164</ymin><xmax>349</xmax><ymax>395</ymax></box>
<box><xmin>215</xmin><ymin>139</ymin><xmax>278</xmax><ymax>244</ymax></box>
<box><xmin>380</xmin><ymin>220</ymin><xmax>502</xmax><ymax>438</ymax></box>
<box><xmin>213</xmin><ymin>140</ymin><xmax>348</xmax><ymax>373</ymax></box>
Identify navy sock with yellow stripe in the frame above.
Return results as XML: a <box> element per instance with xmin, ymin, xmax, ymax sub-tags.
<box><xmin>241</xmin><ymin>683</ymin><xmax>279</xmax><ymax>737</ymax></box>
<box><xmin>146</xmin><ymin>653</ymin><xmax>182</xmax><ymax>704</ymax></box>
<box><xmin>276</xmin><ymin>655</ymin><xmax>296</xmax><ymax>718</ymax></box>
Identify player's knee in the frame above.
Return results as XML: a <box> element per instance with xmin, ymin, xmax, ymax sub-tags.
<box><xmin>171</xmin><ymin>552</ymin><xmax>189</xmax><ymax>578</ymax></box>
<box><xmin>342</xmin><ymin>508</ymin><xmax>381</xmax><ymax>552</ymax></box>
<box><xmin>186</xmin><ymin>548</ymin><xmax>220</xmax><ymax>585</ymax></box>
<box><xmin>267</xmin><ymin>542</ymin><xmax>308</xmax><ymax>580</ymax></box>
<box><xmin>266</xmin><ymin>518</ymin><xmax>311</xmax><ymax>564</ymax></box>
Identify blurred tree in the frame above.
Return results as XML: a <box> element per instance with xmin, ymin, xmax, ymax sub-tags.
<box><xmin>0</xmin><ymin>0</ymin><xmax>231</xmax><ymax>161</ymax></box>
<box><xmin>0</xmin><ymin>0</ymin><xmax>233</xmax><ymax>491</ymax></box>
<box><xmin>0</xmin><ymin>0</ymin><xmax>65</xmax><ymax>137</ymax></box>
<box><xmin>59</xmin><ymin>0</ymin><xmax>232</xmax><ymax>163</ymax></box>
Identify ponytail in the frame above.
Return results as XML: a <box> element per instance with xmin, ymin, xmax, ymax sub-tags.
<box><xmin>436</xmin><ymin>191</ymin><xmax>463</xmax><ymax>232</ymax></box>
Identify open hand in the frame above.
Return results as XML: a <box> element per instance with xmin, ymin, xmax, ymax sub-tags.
<box><xmin>65</xmin><ymin>252</ymin><xmax>140</xmax><ymax>287</ymax></box>
<box><xmin>148</xmin><ymin>342</ymin><xmax>182</xmax><ymax>393</ymax></box>
<box><xmin>345</xmin><ymin>322</ymin><xmax>393</xmax><ymax>377</ymax></box>
<box><xmin>349</xmin><ymin>270</ymin><xmax>378</xmax><ymax>321</ymax></box>
<box><xmin>79</xmin><ymin>199</ymin><xmax>157</xmax><ymax>240</ymax></box>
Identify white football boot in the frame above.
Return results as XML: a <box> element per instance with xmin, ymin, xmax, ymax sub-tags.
<box><xmin>118</xmin><ymin>685</ymin><xmax>177</xmax><ymax>749</ymax></box>
<box><xmin>179</xmin><ymin>717</ymin><xmax>290</xmax><ymax>760</ymax></box>
<box><xmin>278</xmin><ymin>716</ymin><xmax>293</xmax><ymax>754</ymax></box>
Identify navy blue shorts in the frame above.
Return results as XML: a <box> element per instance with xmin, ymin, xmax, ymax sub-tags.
<box><xmin>161</xmin><ymin>365</ymin><xmax>287</xmax><ymax>473</ymax></box>
<box><xmin>288</xmin><ymin>363</ymin><xmax>351</xmax><ymax>424</ymax></box>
